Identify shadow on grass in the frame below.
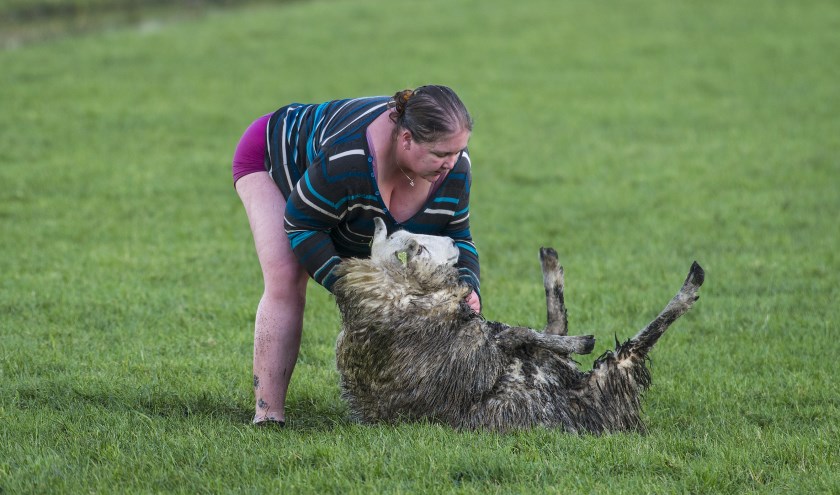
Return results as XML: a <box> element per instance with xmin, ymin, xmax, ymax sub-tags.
<box><xmin>11</xmin><ymin>381</ymin><xmax>351</xmax><ymax>431</ymax></box>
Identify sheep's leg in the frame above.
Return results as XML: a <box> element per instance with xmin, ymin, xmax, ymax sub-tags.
<box><xmin>496</xmin><ymin>326</ymin><xmax>594</xmax><ymax>355</ymax></box>
<box><xmin>540</xmin><ymin>247</ymin><xmax>568</xmax><ymax>336</ymax></box>
<box><xmin>621</xmin><ymin>261</ymin><xmax>705</xmax><ymax>358</ymax></box>
<box><xmin>574</xmin><ymin>262</ymin><xmax>705</xmax><ymax>433</ymax></box>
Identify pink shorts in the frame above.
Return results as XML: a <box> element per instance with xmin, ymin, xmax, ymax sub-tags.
<box><xmin>232</xmin><ymin>114</ymin><xmax>272</xmax><ymax>186</ymax></box>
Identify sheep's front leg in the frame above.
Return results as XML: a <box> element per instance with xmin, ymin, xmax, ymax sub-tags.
<box><xmin>540</xmin><ymin>247</ymin><xmax>568</xmax><ymax>335</ymax></box>
<box><xmin>496</xmin><ymin>326</ymin><xmax>595</xmax><ymax>355</ymax></box>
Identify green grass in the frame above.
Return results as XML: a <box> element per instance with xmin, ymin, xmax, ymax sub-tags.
<box><xmin>2</xmin><ymin>0</ymin><xmax>839</xmax><ymax>492</ymax></box>
<box><xmin>0</xmin><ymin>0</ymin><xmax>285</xmax><ymax>48</ymax></box>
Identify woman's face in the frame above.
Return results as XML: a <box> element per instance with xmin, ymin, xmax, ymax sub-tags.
<box><xmin>398</xmin><ymin>128</ymin><xmax>470</xmax><ymax>184</ymax></box>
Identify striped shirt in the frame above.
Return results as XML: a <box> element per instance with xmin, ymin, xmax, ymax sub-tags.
<box><xmin>265</xmin><ymin>96</ymin><xmax>480</xmax><ymax>295</ymax></box>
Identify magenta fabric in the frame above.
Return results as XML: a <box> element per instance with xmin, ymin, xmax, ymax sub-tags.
<box><xmin>232</xmin><ymin>114</ymin><xmax>272</xmax><ymax>185</ymax></box>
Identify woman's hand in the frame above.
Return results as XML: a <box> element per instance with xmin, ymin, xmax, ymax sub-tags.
<box><xmin>465</xmin><ymin>290</ymin><xmax>481</xmax><ymax>314</ymax></box>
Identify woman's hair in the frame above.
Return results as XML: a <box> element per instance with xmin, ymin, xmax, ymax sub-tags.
<box><xmin>390</xmin><ymin>85</ymin><xmax>473</xmax><ymax>143</ymax></box>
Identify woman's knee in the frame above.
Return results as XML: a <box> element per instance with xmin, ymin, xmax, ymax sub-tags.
<box><xmin>262</xmin><ymin>261</ymin><xmax>309</xmax><ymax>304</ymax></box>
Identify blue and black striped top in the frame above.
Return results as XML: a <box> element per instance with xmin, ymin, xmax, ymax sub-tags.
<box><xmin>265</xmin><ymin>96</ymin><xmax>480</xmax><ymax>295</ymax></box>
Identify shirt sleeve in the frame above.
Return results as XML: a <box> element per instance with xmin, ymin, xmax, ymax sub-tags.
<box><xmin>283</xmin><ymin>155</ymin><xmax>346</xmax><ymax>292</ymax></box>
<box><xmin>442</xmin><ymin>164</ymin><xmax>481</xmax><ymax>299</ymax></box>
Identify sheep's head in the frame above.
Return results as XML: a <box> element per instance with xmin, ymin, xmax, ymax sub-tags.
<box><xmin>370</xmin><ymin>217</ymin><xmax>459</xmax><ymax>268</ymax></box>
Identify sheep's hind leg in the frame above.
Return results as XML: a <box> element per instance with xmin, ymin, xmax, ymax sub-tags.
<box><xmin>623</xmin><ymin>261</ymin><xmax>705</xmax><ymax>358</ymax></box>
<box><xmin>540</xmin><ymin>247</ymin><xmax>568</xmax><ymax>336</ymax></box>
<box><xmin>496</xmin><ymin>326</ymin><xmax>595</xmax><ymax>355</ymax></box>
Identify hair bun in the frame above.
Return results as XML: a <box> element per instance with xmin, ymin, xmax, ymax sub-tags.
<box><xmin>392</xmin><ymin>89</ymin><xmax>414</xmax><ymax>116</ymax></box>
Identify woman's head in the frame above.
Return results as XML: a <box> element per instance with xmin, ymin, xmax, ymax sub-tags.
<box><xmin>390</xmin><ymin>85</ymin><xmax>472</xmax><ymax>184</ymax></box>
<box><xmin>390</xmin><ymin>85</ymin><xmax>473</xmax><ymax>143</ymax></box>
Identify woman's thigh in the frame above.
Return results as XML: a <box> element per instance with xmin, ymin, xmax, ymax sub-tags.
<box><xmin>235</xmin><ymin>172</ymin><xmax>308</xmax><ymax>297</ymax></box>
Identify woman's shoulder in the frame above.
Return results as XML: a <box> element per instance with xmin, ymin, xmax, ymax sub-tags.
<box><xmin>320</xmin><ymin>140</ymin><xmax>372</xmax><ymax>169</ymax></box>
<box><xmin>268</xmin><ymin>95</ymin><xmax>390</xmax><ymax>134</ymax></box>
<box><xmin>304</xmin><ymin>139</ymin><xmax>374</xmax><ymax>191</ymax></box>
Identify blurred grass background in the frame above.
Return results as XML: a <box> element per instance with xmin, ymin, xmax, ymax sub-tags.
<box><xmin>1</xmin><ymin>0</ymin><xmax>838</xmax><ymax>493</ymax></box>
<box><xmin>0</xmin><ymin>0</ymin><xmax>282</xmax><ymax>47</ymax></box>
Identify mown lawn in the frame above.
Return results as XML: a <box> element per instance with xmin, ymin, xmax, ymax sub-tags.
<box><xmin>1</xmin><ymin>0</ymin><xmax>838</xmax><ymax>493</ymax></box>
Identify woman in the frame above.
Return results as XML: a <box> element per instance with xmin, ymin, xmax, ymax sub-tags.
<box><xmin>232</xmin><ymin>85</ymin><xmax>481</xmax><ymax>426</ymax></box>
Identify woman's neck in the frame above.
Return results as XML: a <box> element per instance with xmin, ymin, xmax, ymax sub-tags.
<box><xmin>367</xmin><ymin>111</ymin><xmax>404</xmax><ymax>185</ymax></box>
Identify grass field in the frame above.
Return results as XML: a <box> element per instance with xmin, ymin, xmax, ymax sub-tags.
<box><xmin>0</xmin><ymin>0</ymin><xmax>279</xmax><ymax>48</ymax></box>
<box><xmin>1</xmin><ymin>0</ymin><xmax>839</xmax><ymax>492</ymax></box>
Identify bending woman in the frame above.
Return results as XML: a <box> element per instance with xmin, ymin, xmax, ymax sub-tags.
<box><xmin>232</xmin><ymin>85</ymin><xmax>481</xmax><ymax>426</ymax></box>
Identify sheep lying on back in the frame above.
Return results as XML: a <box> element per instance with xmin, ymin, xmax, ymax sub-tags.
<box><xmin>333</xmin><ymin>217</ymin><xmax>704</xmax><ymax>433</ymax></box>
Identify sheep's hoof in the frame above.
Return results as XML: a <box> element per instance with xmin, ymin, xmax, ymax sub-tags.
<box><xmin>572</xmin><ymin>335</ymin><xmax>596</xmax><ymax>355</ymax></box>
<box><xmin>539</xmin><ymin>247</ymin><xmax>559</xmax><ymax>270</ymax></box>
<box><xmin>688</xmin><ymin>261</ymin><xmax>705</xmax><ymax>287</ymax></box>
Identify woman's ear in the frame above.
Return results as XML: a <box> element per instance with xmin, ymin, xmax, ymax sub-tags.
<box><xmin>399</xmin><ymin>130</ymin><xmax>412</xmax><ymax>151</ymax></box>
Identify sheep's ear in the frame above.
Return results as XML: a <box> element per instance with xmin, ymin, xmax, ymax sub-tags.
<box><xmin>371</xmin><ymin>217</ymin><xmax>387</xmax><ymax>251</ymax></box>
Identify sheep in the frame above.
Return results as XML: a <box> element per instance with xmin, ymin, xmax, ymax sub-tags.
<box><xmin>333</xmin><ymin>217</ymin><xmax>704</xmax><ymax>433</ymax></box>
